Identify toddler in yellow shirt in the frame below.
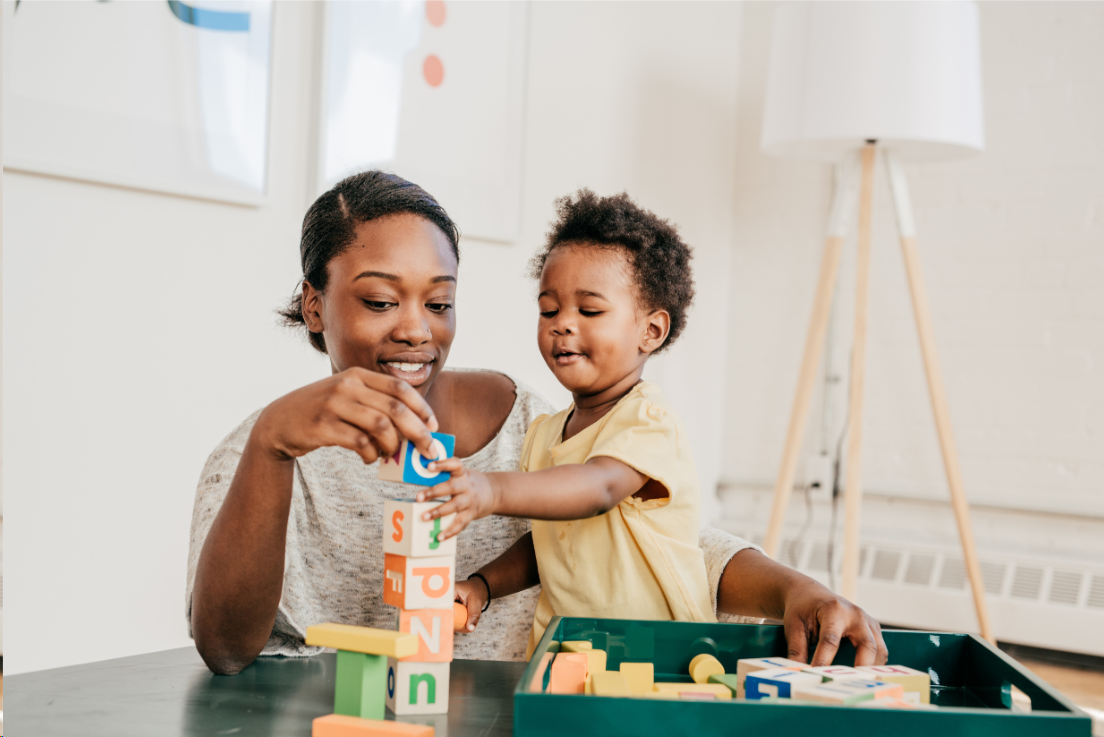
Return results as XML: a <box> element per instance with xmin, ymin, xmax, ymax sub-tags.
<box><xmin>419</xmin><ymin>189</ymin><xmax>715</xmax><ymax>655</ymax></box>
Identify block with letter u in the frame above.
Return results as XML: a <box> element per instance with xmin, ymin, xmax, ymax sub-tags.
<box><xmin>382</xmin><ymin>553</ymin><xmax>455</xmax><ymax>610</ymax></box>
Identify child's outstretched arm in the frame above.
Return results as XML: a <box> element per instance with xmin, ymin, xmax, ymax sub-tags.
<box><xmin>454</xmin><ymin>532</ymin><xmax>540</xmax><ymax>633</ymax></box>
<box><xmin>417</xmin><ymin>456</ymin><xmax>655</xmax><ymax>540</ymax></box>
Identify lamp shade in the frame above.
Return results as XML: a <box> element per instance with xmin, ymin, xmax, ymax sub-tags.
<box><xmin>761</xmin><ymin>1</ymin><xmax>984</xmax><ymax>162</ymax></box>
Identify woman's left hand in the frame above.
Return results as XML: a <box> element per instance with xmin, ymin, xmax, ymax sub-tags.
<box><xmin>779</xmin><ymin>577</ymin><xmax>888</xmax><ymax>667</ymax></box>
<box><xmin>416</xmin><ymin>458</ymin><xmax>498</xmax><ymax>540</ymax></box>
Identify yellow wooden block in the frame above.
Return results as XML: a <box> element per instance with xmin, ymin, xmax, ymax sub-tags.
<box><xmin>619</xmin><ymin>662</ymin><xmax>654</xmax><ymax>695</ymax></box>
<box><xmin>590</xmin><ymin>671</ymin><xmax>632</xmax><ymax>697</ymax></box>
<box><xmin>561</xmin><ymin>641</ymin><xmax>593</xmax><ymax>652</ymax></box>
<box><xmin>653</xmin><ymin>683</ymin><xmax>732</xmax><ymax>700</ymax></box>
<box><xmin>689</xmin><ymin>654</ymin><xmax>725</xmax><ymax>684</ymax></box>
<box><xmin>305</xmin><ymin>623</ymin><xmax>419</xmax><ymax>658</ymax></box>
<box><xmin>636</xmin><ymin>691</ymin><xmax>680</xmax><ymax>700</ymax></box>
<box><xmin>585</xmin><ymin>649</ymin><xmax>607</xmax><ymax>675</ymax></box>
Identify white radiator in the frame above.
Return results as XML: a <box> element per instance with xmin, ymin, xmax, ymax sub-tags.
<box><xmin>740</xmin><ymin>530</ymin><xmax>1104</xmax><ymax>657</ymax></box>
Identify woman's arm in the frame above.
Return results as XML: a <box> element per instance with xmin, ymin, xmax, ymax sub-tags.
<box><xmin>190</xmin><ymin>368</ymin><xmax>438</xmax><ymax>674</ymax></box>
<box><xmin>716</xmin><ymin>548</ymin><xmax>888</xmax><ymax>666</ymax></box>
<box><xmin>418</xmin><ymin>456</ymin><xmax>652</xmax><ymax>539</ymax></box>
<box><xmin>454</xmin><ymin>532</ymin><xmax>540</xmax><ymax>631</ymax></box>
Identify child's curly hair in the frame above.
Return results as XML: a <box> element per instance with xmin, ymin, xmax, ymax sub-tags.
<box><xmin>528</xmin><ymin>189</ymin><xmax>695</xmax><ymax>354</ymax></box>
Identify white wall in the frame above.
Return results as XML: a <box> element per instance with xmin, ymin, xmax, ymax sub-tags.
<box><xmin>720</xmin><ymin>3</ymin><xmax>1104</xmax><ymax>560</ymax></box>
<box><xmin>4</xmin><ymin>2</ymin><xmax>745</xmax><ymax>673</ymax></box>
<box><xmin>2</xmin><ymin>3</ymin><xmax>329</xmax><ymax>674</ymax></box>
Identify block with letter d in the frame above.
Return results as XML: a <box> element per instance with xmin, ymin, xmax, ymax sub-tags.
<box><xmin>382</xmin><ymin>553</ymin><xmax>455</xmax><ymax>610</ymax></box>
<box><xmin>383</xmin><ymin>499</ymin><xmax>457</xmax><ymax>558</ymax></box>
<box><xmin>378</xmin><ymin>432</ymin><xmax>456</xmax><ymax>487</ymax></box>
<box><xmin>397</xmin><ymin>608</ymin><xmax>454</xmax><ymax>663</ymax></box>
<box><xmin>386</xmin><ymin>659</ymin><xmax>450</xmax><ymax>715</ymax></box>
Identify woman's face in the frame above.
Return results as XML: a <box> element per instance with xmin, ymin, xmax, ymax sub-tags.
<box><xmin>307</xmin><ymin>213</ymin><xmax>458</xmax><ymax>395</ymax></box>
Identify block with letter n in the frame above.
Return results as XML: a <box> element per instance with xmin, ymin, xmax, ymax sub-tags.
<box><xmin>386</xmin><ymin>659</ymin><xmax>451</xmax><ymax>715</ymax></box>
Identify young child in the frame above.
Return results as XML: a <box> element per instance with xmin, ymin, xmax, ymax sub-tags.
<box><xmin>418</xmin><ymin>189</ymin><xmax>714</xmax><ymax>656</ymax></box>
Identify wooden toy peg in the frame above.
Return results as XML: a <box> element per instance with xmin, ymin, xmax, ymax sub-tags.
<box><xmin>453</xmin><ymin>601</ymin><xmax>468</xmax><ymax>631</ymax></box>
<box><xmin>689</xmin><ymin>653</ymin><xmax>724</xmax><ymax>684</ymax></box>
<box><xmin>549</xmin><ymin>653</ymin><xmax>589</xmax><ymax>694</ymax></box>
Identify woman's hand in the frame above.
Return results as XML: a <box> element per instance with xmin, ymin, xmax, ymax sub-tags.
<box><xmin>253</xmin><ymin>366</ymin><xmax>439</xmax><ymax>464</ymax></box>
<box><xmin>715</xmin><ymin>548</ymin><xmax>888</xmax><ymax>667</ymax></box>
<box><xmin>415</xmin><ymin>458</ymin><xmax>497</xmax><ymax>540</ymax></box>
<box><xmin>454</xmin><ymin>578</ymin><xmax>489</xmax><ymax>633</ymax></box>
<box><xmin>779</xmin><ymin>577</ymin><xmax>888</xmax><ymax>667</ymax></box>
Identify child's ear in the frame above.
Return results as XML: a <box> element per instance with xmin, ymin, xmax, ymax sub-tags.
<box><xmin>640</xmin><ymin>309</ymin><xmax>671</xmax><ymax>355</ymax></box>
<box><xmin>301</xmin><ymin>281</ymin><xmax>326</xmax><ymax>334</ymax></box>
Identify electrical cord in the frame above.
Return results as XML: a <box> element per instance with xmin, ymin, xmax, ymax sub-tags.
<box><xmin>826</xmin><ymin>351</ymin><xmax>854</xmax><ymax>592</ymax></box>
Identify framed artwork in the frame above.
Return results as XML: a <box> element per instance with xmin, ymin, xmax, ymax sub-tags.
<box><xmin>2</xmin><ymin>0</ymin><xmax>273</xmax><ymax>205</ymax></box>
<box><xmin>318</xmin><ymin>0</ymin><xmax>528</xmax><ymax>244</ymax></box>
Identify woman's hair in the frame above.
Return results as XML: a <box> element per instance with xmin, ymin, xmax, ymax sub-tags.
<box><xmin>280</xmin><ymin>170</ymin><xmax>460</xmax><ymax>354</ymax></box>
<box><xmin>528</xmin><ymin>189</ymin><xmax>695</xmax><ymax>354</ymax></box>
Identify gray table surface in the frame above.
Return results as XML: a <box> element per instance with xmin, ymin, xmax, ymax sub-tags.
<box><xmin>6</xmin><ymin>647</ymin><xmax>526</xmax><ymax>737</ymax></box>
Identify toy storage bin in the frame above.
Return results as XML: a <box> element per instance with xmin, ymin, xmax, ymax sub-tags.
<box><xmin>514</xmin><ymin>617</ymin><xmax>1092</xmax><ymax>737</ymax></box>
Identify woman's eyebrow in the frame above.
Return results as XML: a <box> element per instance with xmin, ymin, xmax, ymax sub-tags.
<box><xmin>431</xmin><ymin>275</ymin><xmax>456</xmax><ymax>284</ymax></box>
<box><xmin>354</xmin><ymin>271</ymin><xmax>399</xmax><ymax>282</ymax></box>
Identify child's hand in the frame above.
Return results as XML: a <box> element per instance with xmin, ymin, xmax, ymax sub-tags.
<box><xmin>453</xmin><ymin>578</ymin><xmax>489</xmax><ymax>633</ymax></box>
<box><xmin>415</xmin><ymin>458</ymin><xmax>498</xmax><ymax>540</ymax></box>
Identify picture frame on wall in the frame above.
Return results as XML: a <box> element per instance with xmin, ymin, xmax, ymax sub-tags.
<box><xmin>317</xmin><ymin>0</ymin><xmax>528</xmax><ymax>244</ymax></box>
<box><xmin>2</xmin><ymin>0</ymin><xmax>274</xmax><ymax>206</ymax></box>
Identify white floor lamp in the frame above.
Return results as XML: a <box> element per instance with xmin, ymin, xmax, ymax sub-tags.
<box><xmin>758</xmin><ymin>1</ymin><xmax>995</xmax><ymax>643</ymax></box>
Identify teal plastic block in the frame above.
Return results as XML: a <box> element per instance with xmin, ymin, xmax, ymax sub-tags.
<box><xmin>334</xmin><ymin>650</ymin><xmax>387</xmax><ymax>720</ymax></box>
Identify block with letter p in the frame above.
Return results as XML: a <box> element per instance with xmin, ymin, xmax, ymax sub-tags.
<box><xmin>383</xmin><ymin>498</ymin><xmax>457</xmax><ymax>558</ymax></box>
<box><xmin>378</xmin><ymin>432</ymin><xmax>456</xmax><ymax>487</ymax></box>
<box><xmin>397</xmin><ymin>608</ymin><xmax>454</xmax><ymax>663</ymax></box>
<box><xmin>382</xmin><ymin>553</ymin><xmax>455</xmax><ymax>610</ymax></box>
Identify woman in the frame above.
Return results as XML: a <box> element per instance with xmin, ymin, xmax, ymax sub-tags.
<box><xmin>188</xmin><ymin>171</ymin><xmax>887</xmax><ymax>675</ymax></box>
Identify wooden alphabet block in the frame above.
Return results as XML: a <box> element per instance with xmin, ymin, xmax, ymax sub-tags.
<box><xmin>735</xmin><ymin>657</ymin><xmax>806</xmax><ymax>698</ymax></box>
<box><xmin>549</xmin><ymin>652</ymin><xmax>589</xmax><ymax>694</ymax></box>
<box><xmin>334</xmin><ymin>651</ymin><xmax>388</xmax><ymax>720</ymax></box>
<box><xmin>689</xmin><ymin>654</ymin><xmax>724</xmax><ymax>684</ymax></box>
<box><xmin>619</xmin><ymin>662</ymin><xmax>654</xmax><ymax>695</ymax></box>
<box><xmin>383</xmin><ymin>499</ymin><xmax>457</xmax><ymax>558</ymax></box>
<box><xmin>855</xmin><ymin>697</ymin><xmax>938</xmax><ymax>710</ymax></box>
<box><xmin>378</xmin><ymin>433</ymin><xmax>456</xmax><ymax>487</ymax></box>
<box><xmin>707</xmin><ymin>673</ymin><xmax>741</xmax><ymax>697</ymax></box>
<box><xmin>306</xmin><ymin>623</ymin><xmax>419</xmax><ymax>659</ymax></box>
<box><xmin>382</xmin><ymin>554</ymin><xmax>455</xmax><ymax>610</ymax></box>
<box><xmin>793</xmin><ymin>679</ymin><xmax>903</xmax><ymax>705</ymax></box>
<box><xmin>802</xmin><ymin>665</ymin><xmax>866</xmax><ymax>682</ymax></box>
<box><xmin>386</xmin><ymin>659</ymin><xmax>450</xmax><ymax>715</ymax></box>
<box><xmin>561</xmin><ymin>641</ymin><xmax>593</xmax><ymax>653</ymax></box>
<box><xmin>312</xmin><ymin>714</ymin><xmax>434</xmax><ymax>737</ymax></box>
<box><xmin>397</xmin><ymin>609</ymin><xmax>454</xmax><ymax>663</ymax></box>
<box><xmin>856</xmin><ymin>665</ymin><xmax>931</xmax><ymax>704</ymax></box>
<box><xmin>590</xmin><ymin>671</ymin><xmax>632</xmax><ymax>697</ymax></box>
<box><xmin>680</xmin><ymin>692</ymin><xmax>718</xmax><ymax>701</ymax></box>
<box><xmin>652</xmin><ymin>683</ymin><xmax>732</xmax><ymax>700</ymax></box>
<box><xmin>744</xmin><ymin>668</ymin><xmax>823</xmax><ymax>700</ymax></box>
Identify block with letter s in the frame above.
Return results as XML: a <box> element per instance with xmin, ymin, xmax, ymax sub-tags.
<box><xmin>383</xmin><ymin>498</ymin><xmax>457</xmax><ymax>558</ymax></box>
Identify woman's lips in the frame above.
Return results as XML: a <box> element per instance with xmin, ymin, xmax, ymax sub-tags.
<box><xmin>381</xmin><ymin>360</ymin><xmax>434</xmax><ymax>385</ymax></box>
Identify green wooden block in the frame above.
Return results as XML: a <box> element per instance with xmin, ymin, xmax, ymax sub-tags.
<box><xmin>334</xmin><ymin>650</ymin><xmax>387</xmax><ymax>719</ymax></box>
<box><xmin>708</xmin><ymin>673</ymin><xmax>742</xmax><ymax>696</ymax></box>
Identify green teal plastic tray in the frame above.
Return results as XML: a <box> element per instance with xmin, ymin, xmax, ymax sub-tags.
<box><xmin>514</xmin><ymin>617</ymin><xmax>1093</xmax><ymax>737</ymax></box>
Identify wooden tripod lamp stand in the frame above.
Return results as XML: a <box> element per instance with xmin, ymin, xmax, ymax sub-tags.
<box><xmin>758</xmin><ymin>2</ymin><xmax>995</xmax><ymax>643</ymax></box>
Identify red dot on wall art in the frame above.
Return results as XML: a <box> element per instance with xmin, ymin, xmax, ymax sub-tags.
<box><xmin>426</xmin><ymin>0</ymin><xmax>446</xmax><ymax>28</ymax></box>
<box><xmin>423</xmin><ymin>54</ymin><xmax>444</xmax><ymax>87</ymax></box>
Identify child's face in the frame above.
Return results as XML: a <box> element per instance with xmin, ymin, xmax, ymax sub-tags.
<box><xmin>537</xmin><ymin>244</ymin><xmax>666</xmax><ymax>397</ymax></box>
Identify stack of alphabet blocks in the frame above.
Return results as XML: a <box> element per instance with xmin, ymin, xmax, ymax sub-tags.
<box><xmin>307</xmin><ymin>433</ymin><xmax>460</xmax><ymax>737</ymax></box>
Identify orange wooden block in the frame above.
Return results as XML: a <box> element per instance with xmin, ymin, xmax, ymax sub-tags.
<box><xmin>453</xmin><ymin>601</ymin><xmax>467</xmax><ymax>631</ymax></box>
<box><xmin>382</xmin><ymin>553</ymin><xmax>455</xmax><ymax>610</ymax></box>
<box><xmin>549</xmin><ymin>652</ymin><xmax>588</xmax><ymax>694</ymax></box>
<box><xmin>312</xmin><ymin>714</ymin><xmax>433</xmax><ymax>736</ymax></box>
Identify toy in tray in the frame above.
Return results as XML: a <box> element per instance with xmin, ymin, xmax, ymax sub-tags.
<box><xmin>309</xmin><ymin>435</ymin><xmax>461</xmax><ymax>736</ymax></box>
<box><xmin>542</xmin><ymin>640</ymin><xmax>935</xmax><ymax>709</ymax></box>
